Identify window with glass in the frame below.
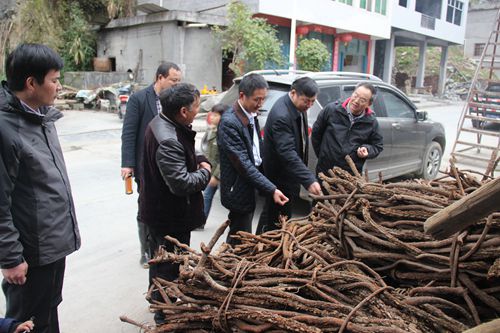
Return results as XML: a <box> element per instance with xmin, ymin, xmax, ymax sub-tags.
<box><xmin>338</xmin><ymin>0</ymin><xmax>353</xmax><ymax>5</ymax></box>
<box><xmin>374</xmin><ymin>0</ymin><xmax>387</xmax><ymax>15</ymax></box>
<box><xmin>474</xmin><ymin>43</ymin><xmax>485</xmax><ymax>57</ymax></box>
<box><xmin>446</xmin><ymin>0</ymin><xmax>463</xmax><ymax>26</ymax></box>
<box><xmin>399</xmin><ymin>0</ymin><xmax>407</xmax><ymax>7</ymax></box>
<box><xmin>378</xmin><ymin>89</ymin><xmax>415</xmax><ymax>118</ymax></box>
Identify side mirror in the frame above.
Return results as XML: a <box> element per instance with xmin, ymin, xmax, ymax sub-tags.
<box><xmin>416</xmin><ymin>110</ymin><xmax>428</xmax><ymax>121</ymax></box>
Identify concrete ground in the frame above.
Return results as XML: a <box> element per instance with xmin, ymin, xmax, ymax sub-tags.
<box><xmin>0</xmin><ymin>100</ymin><xmax>497</xmax><ymax>332</ymax></box>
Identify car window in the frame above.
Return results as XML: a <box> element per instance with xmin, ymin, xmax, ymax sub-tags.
<box><xmin>487</xmin><ymin>84</ymin><xmax>500</xmax><ymax>93</ymax></box>
<box><xmin>377</xmin><ymin>89</ymin><xmax>415</xmax><ymax>118</ymax></box>
<box><xmin>260</xmin><ymin>88</ymin><xmax>288</xmax><ymax>112</ymax></box>
<box><xmin>317</xmin><ymin>86</ymin><xmax>341</xmax><ymax>107</ymax></box>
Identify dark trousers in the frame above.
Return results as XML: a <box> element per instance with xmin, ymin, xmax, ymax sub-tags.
<box><xmin>227</xmin><ymin>210</ymin><xmax>254</xmax><ymax>246</ymax></box>
<box><xmin>2</xmin><ymin>258</ymin><xmax>66</xmax><ymax>333</ymax></box>
<box><xmin>148</xmin><ymin>228</ymin><xmax>190</xmax><ymax>293</ymax></box>
<box><xmin>256</xmin><ymin>193</ymin><xmax>293</xmax><ymax>234</ymax></box>
<box><xmin>136</xmin><ymin>179</ymin><xmax>149</xmax><ymax>258</ymax></box>
<box><xmin>147</xmin><ymin>229</ymin><xmax>190</xmax><ymax>323</ymax></box>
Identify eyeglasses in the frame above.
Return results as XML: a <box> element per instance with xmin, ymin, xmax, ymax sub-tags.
<box><xmin>351</xmin><ymin>92</ymin><xmax>370</xmax><ymax>104</ymax></box>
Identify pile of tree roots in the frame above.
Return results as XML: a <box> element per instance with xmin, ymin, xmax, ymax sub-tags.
<box><xmin>121</xmin><ymin>165</ymin><xmax>499</xmax><ymax>332</ymax></box>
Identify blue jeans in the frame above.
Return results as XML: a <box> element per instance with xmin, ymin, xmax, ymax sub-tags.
<box><xmin>203</xmin><ymin>184</ymin><xmax>218</xmax><ymax>219</ymax></box>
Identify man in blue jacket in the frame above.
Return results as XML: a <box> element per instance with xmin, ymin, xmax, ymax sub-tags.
<box><xmin>218</xmin><ymin>73</ymin><xmax>288</xmax><ymax>245</ymax></box>
<box><xmin>256</xmin><ymin>77</ymin><xmax>322</xmax><ymax>234</ymax></box>
<box><xmin>0</xmin><ymin>43</ymin><xmax>80</xmax><ymax>333</ymax></box>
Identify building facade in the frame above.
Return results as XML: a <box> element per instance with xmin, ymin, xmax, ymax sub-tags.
<box><xmin>97</xmin><ymin>0</ymin><xmax>469</xmax><ymax>94</ymax></box>
<box><xmin>464</xmin><ymin>1</ymin><xmax>500</xmax><ymax>76</ymax></box>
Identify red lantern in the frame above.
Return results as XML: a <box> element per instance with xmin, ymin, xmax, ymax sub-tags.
<box><xmin>339</xmin><ymin>34</ymin><xmax>353</xmax><ymax>43</ymax></box>
<box><xmin>313</xmin><ymin>26</ymin><xmax>323</xmax><ymax>33</ymax></box>
<box><xmin>296</xmin><ymin>26</ymin><xmax>310</xmax><ymax>35</ymax></box>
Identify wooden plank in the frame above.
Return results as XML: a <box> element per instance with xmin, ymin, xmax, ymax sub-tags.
<box><xmin>462</xmin><ymin>319</ymin><xmax>500</xmax><ymax>333</ymax></box>
<box><xmin>468</xmin><ymin>101</ymin><xmax>500</xmax><ymax>111</ymax></box>
<box><xmin>461</xmin><ymin>128</ymin><xmax>500</xmax><ymax>137</ymax></box>
<box><xmin>424</xmin><ymin>177</ymin><xmax>500</xmax><ymax>238</ymax></box>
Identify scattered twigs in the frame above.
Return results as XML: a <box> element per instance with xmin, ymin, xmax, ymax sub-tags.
<box><xmin>121</xmin><ymin>165</ymin><xmax>499</xmax><ymax>332</ymax></box>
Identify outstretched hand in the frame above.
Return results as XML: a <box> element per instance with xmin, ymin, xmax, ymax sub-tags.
<box><xmin>307</xmin><ymin>182</ymin><xmax>322</xmax><ymax>195</ymax></box>
<box><xmin>272</xmin><ymin>189</ymin><xmax>289</xmax><ymax>206</ymax></box>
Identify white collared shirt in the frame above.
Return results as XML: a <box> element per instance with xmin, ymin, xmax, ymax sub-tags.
<box><xmin>238</xmin><ymin>101</ymin><xmax>262</xmax><ymax>167</ymax></box>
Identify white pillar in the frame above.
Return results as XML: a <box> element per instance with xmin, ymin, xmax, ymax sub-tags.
<box><xmin>369</xmin><ymin>39</ymin><xmax>375</xmax><ymax>74</ymax></box>
<box><xmin>382</xmin><ymin>36</ymin><xmax>395</xmax><ymax>83</ymax></box>
<box><xmin>438</xmin><ymin>45</ymin><xmax>449</xmax><ymax>96</ymax></box>
<box><xmin>416</xmin><ymin>40</ymin><xmax>427</xmax><ymax>87</ymax></box>
<box><xmin>289</xmin><ymin>18</ymin><xmax>297</xmax><ymax>70</ymax></box>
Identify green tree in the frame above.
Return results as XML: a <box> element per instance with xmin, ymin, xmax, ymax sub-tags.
<box><xmin>62</xmin><ymin>5</ymin><xmax>96</xmax><ymax>71</ymax></box>
<box><xmin>295</xmin><ymin>38</ymin><xmax>330</xmax><ymax>72</ymax></box>
<box><xmin>212</xmin><ymin>0</ymin><xmax>284</xmax><ymax>75</ymax></box>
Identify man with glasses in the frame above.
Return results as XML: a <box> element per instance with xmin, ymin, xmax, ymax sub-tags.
<box><xmin>256</xmin><ymin>77</ymin><xmax>322</xmax><ymax>234</ymax></box>
<box><xmin>312</xmin><ymin>82</ymin><xmax>383</xmax><ymax>177</ymax></box>
<box><xmin>218</xmin><ymin>73</ymin><xmax>288</xmax><ymax>245</ymax></box>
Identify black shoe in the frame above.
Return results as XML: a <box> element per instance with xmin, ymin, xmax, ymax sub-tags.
<box><xmin>154</xmin><ymin>311</ymin><xmax>167</xmax><ymax>325</ymax></box>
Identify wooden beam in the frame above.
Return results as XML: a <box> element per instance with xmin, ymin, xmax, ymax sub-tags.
<box><xmin>424</xmin><ymin>177</ymin><xmax>500</xmax><ymax>239</ymax></box>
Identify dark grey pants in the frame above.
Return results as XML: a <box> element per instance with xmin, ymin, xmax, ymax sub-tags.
<box><xmin>2</xmin><ymin>258</ymin><xmax>66</xmax><ymax>333</ymax></box>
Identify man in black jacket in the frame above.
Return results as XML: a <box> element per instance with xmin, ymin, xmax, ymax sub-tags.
<box><xmin>0</xmin><ymin>43</ymin><xmax>81</xmax><ymax>333</ymax></box>
<box><xmin>121</xmin><ymin>62</ymin><xmax>181</xmax><ymax>267</ymax></box>
<box><xmin>312</xmin><ymin>82</ymin><xmax>383</xmax><ymax>176</ymax></box>
<box><xmin>256</xmin><ymin>77</ymin><xmax>322</xmax><ymax>234</ymax></box>
<box><xmin>218</xmin><ymin>74</ymin><xmax>288</xmax><ymax>245</ymax></box>
<box><xmin>140</xmin><ymin>83</ymin><xmax>211</xmax><ymax>324</ymax></box>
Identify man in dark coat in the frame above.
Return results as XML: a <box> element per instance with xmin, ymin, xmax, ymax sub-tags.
<box><xmin>256</xmin><ymin>77</ymin><xmax>322</xmax><ymax>234</ymax></box>
<box><xmin>218</xmin><ymin>73</ymin><xmax>288</xmax><ymax>245</ymax></box>
<box><xmin>121</xmin><ymin>62</ymin><xmax>181</xmax><ymax>266</ymax></box>
<box><xmin>139</xmin><ymin>83</ymin><xmax>211</xmax><ymax>324</ymax></box>
<box><xmin>0</xmin><ymin>43</ymin><xmax>80</xmax><ymax>333</ymax></box>
<box><xmin>312</xmin><ymin>82</ymin><xmax>383</xmax><ymax>176</ymax></box>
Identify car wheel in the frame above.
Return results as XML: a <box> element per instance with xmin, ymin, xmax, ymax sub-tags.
<box><xmin>419</xmin><ymin>141</ymin><xmax>442</xmax><ymax>180</ymax></box>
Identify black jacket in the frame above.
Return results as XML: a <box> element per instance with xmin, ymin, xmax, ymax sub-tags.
<box><xmin>218</xmin><ymin>103</ymin><xmax>276</xmax><ymax>213</ymax></box>
<box><xmin>262</xmin><ymin>94</ymin><xmax>316</xmax><ymax>196</ymax></box>
<box><xmin>121</xmin><ymin>84</ymin><xmax>158</xmax><ymax>178</ymax></box>
<box><xmin>0</xmin><ymin>83</ymin><xmax>80</xmax><ymax>269</ymax></box>
<box><xmin>312</xmin><ymin>98</ymin><xmax>383</xmax><ymax>175</ymax></box>
<box><xmin>139</xmin><ymin>114</ymin><xmax>210</xmax><ymax>233</ymax></box>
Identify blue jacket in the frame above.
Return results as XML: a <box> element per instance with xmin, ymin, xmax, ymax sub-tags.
<box><xmin>218</xmin><ymin>103</ymin><xmax>276</xmax><ymax>213</ymax></box>
<box><xmin>0</xmin><ymin>318</ymin><xmax>17</xmax><ymax>333</ymax></box>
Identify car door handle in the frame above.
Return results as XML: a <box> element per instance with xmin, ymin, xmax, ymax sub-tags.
<box><xmin>392</xmin><ymin>122</ymin><xmax>401</xmax><ymax>130</ymax></box>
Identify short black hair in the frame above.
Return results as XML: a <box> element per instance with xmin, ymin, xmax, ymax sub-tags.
<box><xmin>160</xmin><ymin>83</ymin><xmax>200</xmax><ymax>118</ymax></box>
<box><xmin>239</xmin><ymin>73</ymin><xmax>268</xmax><ymax>97</ymax></box>
<box><xmin>291</xmin><ymin>77</ymin><xmax>319</xmax><ymax>98</ymax></box>
<box><xmin>5</xmin><ymin>43</ymin><xmax>64</xmax><ymax>92</ymax></box>
<box><xmin>211</xmin><ymin>103</ymin><xmax>227</xmax><ymax>115</ymax></box>
<box><xmin>155</xmin><ymin>62</ymin><xmax>181</xmax><ymax>82</ymax></box>
<box><xmin>355</xmin><ymin>82</ymin><xmax>377</xmax><ymax>103</ymax></box>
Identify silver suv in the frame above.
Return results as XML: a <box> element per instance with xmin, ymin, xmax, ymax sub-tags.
<box><xmin>205</xmin><ymin>70</ymin><xmax>446</xmax><ymax>182</ymax></box>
